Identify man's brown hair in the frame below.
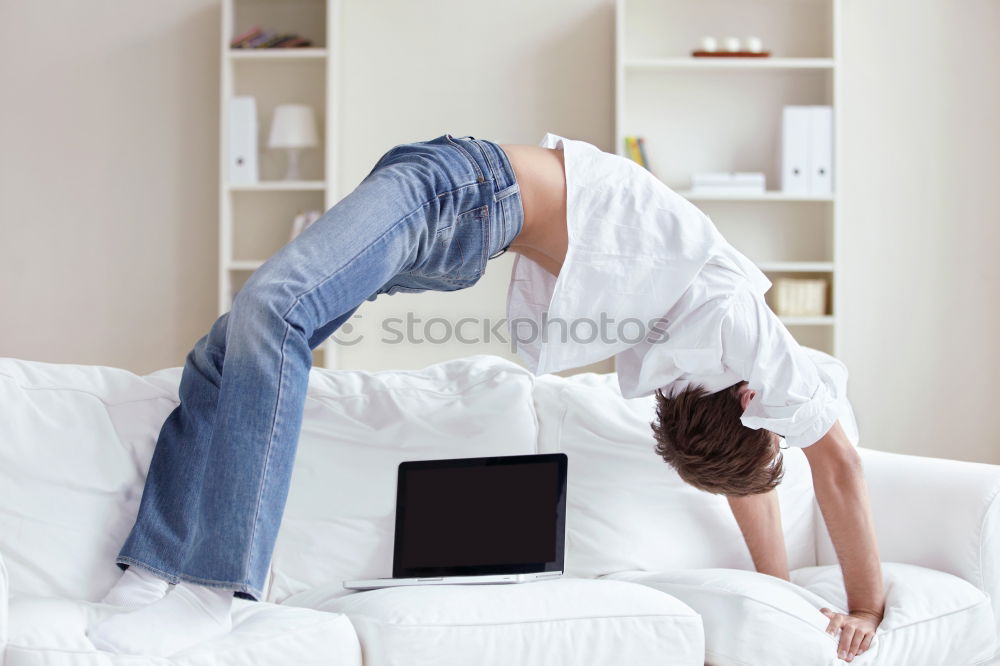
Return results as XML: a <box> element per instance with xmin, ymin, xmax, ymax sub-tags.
<box><xmin>651</xmin><ymin>382</ymin><xmax>783</xmax><ymax>496</ymax></box>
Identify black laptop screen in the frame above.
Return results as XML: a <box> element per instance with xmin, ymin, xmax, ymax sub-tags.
<box><xmin>393</xmin><ymin>453</ymin><xmax>567</xmax><ymax>578</ymax></box>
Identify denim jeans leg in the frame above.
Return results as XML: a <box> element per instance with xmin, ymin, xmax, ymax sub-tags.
<box><xmin>116</xmin><ymin>161</ymin><xmax>455</xmax><ymax>600</ymax></box>
<box><xmin>115</xmin><ymin>305</ymin><xmax>362</xmax><ymax>598</ymax></box>
<box><xmin>115</xmin><ymin>133</ymin><xmax>514</xmax><ymax>601</ymax></box>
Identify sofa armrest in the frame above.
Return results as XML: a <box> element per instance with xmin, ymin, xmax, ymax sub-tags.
<box><xmin>816</xmin><ymin>447</ymin><xmax>1000</xmax><ymax>633</ymax></box>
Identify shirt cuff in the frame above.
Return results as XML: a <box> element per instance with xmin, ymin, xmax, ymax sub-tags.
<box><xmin>740</xmin><ymin>386</ymin><xmax>842</xmax><ymax>448</ymax></box>
<box><xmin>781</xmin><ymin>399</ymin><xmax>841</xmax><ymax>447</ymax></box>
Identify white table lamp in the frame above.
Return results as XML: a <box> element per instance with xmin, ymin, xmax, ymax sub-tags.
<box><xmin>268</xmin><ymin>104</ymin><xmax>318</xmax><ymax>181</ymax></box>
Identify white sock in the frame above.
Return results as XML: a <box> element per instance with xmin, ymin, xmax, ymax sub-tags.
<box><xmin>100</xmin><ymin>566</ymin><xmax>170</xmax><ymax>610</ymax></box>
<box><xmin>88</xmin><ymin>582</ymin><xmax>234</xmax><ymax>657</ymax></box>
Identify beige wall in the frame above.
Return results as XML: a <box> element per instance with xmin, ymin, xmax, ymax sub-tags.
<box><xmin>838</xmin><ymin>0</ymin><xmax>1000</xmax><ymax>463</ymax></box>
<box><xmin>0</xmin><ymin>1</ymin><xmax>220</xmax><ymax>372</ymax></box>
<box><xmin>331</xmin><ymin>0</ymin><xmax>614</xmax><ymax>375</ymax></box>
<box><xmin>1</xmin><ymin>1</ymin><xmax>997</xmax><ymax>462</ymax></box>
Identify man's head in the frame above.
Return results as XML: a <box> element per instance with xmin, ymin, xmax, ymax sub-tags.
<box><xmin>651</xmin><ymin>381</ymin><xmax>783</xmax><ymax>496</ymax></box>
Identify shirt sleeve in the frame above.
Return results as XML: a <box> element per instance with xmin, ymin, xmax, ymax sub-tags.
<box><xmin>720</xmin><ymin>288</ymin><xmax>848</xmax><ymax>447</ymax></box>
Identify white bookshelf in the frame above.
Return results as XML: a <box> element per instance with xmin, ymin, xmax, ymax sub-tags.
<box><xmin>219</xmin><ymin>0</ymin><xmax>341</xmax><ymax>369</ymax></box>
<box><xmin>615</xmin><ymin>0</ymin><xmax>841</xmax><ymax>355</ymax></box>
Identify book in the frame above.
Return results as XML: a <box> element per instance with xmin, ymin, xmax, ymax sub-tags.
<box><xmin>231</xmin><ymin>28</ymin><xmax>313</xmax><ymax>49</ymax></box>
<box><xmin>259</xmin><ymin>33</ymin><xmax>296</xmax><ymax>48</ymax></box>
<box><xmin>624</xmin><ymin>136</ymin><xmax>644</xmax><ymax>166</ymax></box>
<box><xmin>691</xmin><ymin>172</ymin><xmax>766</xmax><ymax>194</ymax></box>
<box><xmin>231</xmin><ymin>25</ymin><xmax>262</xmax><ymax>48</ymax></box>
<box><xmin>246</xmin><ymin>31</ymin><xmax>276</xmax><ymax>48</ymax></box>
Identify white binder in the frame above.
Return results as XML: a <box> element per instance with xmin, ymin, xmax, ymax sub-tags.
<box><xmin>781</xmin><ymin>106</ymin><xmax>810</xmax><ymax>194</ymax></box>
<box><xmin>228</xmin><ymin>96</ymin><xmax>259</xmax><ymax>185</ymax></box>
<box><xmin>808</xmin><ymin>106</ymin><xmax>833</xmax><ymax>195</ymax></box>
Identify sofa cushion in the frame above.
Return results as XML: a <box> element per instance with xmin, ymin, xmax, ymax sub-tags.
<box><xmin>605</xmin><ymin>562</ymin><xmax>997</xmax><ymax>666</ymax></box>
<box><xmin>0</xmin><ymin>358</ymin><xmax>181</xmax><ymax>601</ymax></box>
<box><xmin>267</xmin><ymin>355</ymin><xmax>539</xmax><ymax>603</ymax></box>
<box><xmin>531</xmin><ymin>371</ymin><xmax>819</xmax><ymax>578</ymax></box>
<box><xmin>6</xmin><ymin>595</ymin><xmax>361</xmax><ymax>666</ymax></box>
<box><xmin>283</xmin><ymin>577</ymin><xmax>704</xmax><ymax>666</ymax></box>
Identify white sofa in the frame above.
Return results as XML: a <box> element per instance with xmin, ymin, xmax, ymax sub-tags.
<box><xmin>0</xmin><ymin>353</ymin><xmax>997</xmax><ymax>666</ymax></box>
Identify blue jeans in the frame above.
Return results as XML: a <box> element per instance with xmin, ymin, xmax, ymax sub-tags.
<box><xmin>116</xmin><ymin>134</ymin><xmax>524</xmax><ymax>600</ymax></box>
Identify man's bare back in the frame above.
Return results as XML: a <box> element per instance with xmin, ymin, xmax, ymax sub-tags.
<box><xmin>499</xmin><ymin>143</ymin><xmax>567</xmax><ymax>277</ymax></box>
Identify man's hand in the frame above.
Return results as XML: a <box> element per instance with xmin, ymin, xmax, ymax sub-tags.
<box><xmin>804</xmin><ymin>419</ymin><xmax>885</xmax><ymax>661</ymax></box>
<box><xmin>820</xmin><ymin>608</ymin><xmax>881</xmax><ymax>662</ymax></box>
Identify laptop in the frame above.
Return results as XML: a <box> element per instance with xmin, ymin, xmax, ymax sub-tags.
<box><xmin>344</xmin><ymin>452</ymin><xmax>568</xmax><ymax>590</ymax></box>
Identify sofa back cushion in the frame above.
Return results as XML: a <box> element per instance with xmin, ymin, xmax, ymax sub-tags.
<box><xmin>267</xmin><ymin>355</ymin><xmax>538</xmax><ymax>603</ymax></box>
<box><xmin>0</xmin><ymin>354</ymin><xmax>538</xmax><ymax>606</ymax></box>
<box><xmin>532</xmin><ymin>371</ymin><xmax>820</xmax><ymax>578</ymax></box>
<box><xmin>0</xmin><ymin>358</ymin><xmax>181</xmax><ymax>600</ymax></box>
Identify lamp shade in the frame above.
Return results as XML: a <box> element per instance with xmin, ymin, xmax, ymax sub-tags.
<box><xmin>268</xmin><ymin>104</ymin><xmax>319</xmax><ymax>149</ymax></box>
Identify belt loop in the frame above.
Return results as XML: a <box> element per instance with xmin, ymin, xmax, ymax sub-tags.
<box><xmin>444</xmin><ymin>134</ymin><xmax>486</xmax><ymax>183</ymax></box>
<box><xmin>470</xmin><ymin>140</ymin><xmax>502</xmax><ymax>190</ymax></box>
<box><xmin>487</xmin><ymin>195</ymin><xmax>512</xmax><ymax>261</ymax></box>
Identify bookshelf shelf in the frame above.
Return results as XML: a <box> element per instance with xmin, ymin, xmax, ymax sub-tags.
<box><xmin>625</xmin><ymin>57</ymin><xmax>834</xmax><ymax>71</ymax></box>
<box><xmin>779</xmin><ymin>315</ymin><xmax>836</xmax><ymax>326</ymax></box>
<box><xmin>616</xmin><ymin>0</ymin><xmax>841</xmax><ymax>355</ymax></box>
<box><xmin>227</xmin><ymin>260</ymin><xmax>266</xmax><ymax>271</ymax></box>
<box><xmin>228</xmin><ymin>48</ymin><xmax>328</xmax><ymax>61</ymax></box>
<box><xmin>758</xmin><ymin>261</ymin><xmax>834</xmax><ymax>273</ymax></box>
<box><xmin>226</xmin><ymin>181</ymin><xmax>327</xmax><ymax>191</ymax></box>
<box><xmin>676</xmin><ymin>190</ymin><xmax>834</xmax><ymax>203</ymax></box>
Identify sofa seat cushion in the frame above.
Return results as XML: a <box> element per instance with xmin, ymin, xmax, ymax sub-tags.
<box><xmin>6</xmin><ymin>595</ymin><xmax>361</xmax><ymax>665</ymax></box>
<box><xmin>283</xmin><ymin>577</ymin><xmax>704</xmax><ymax>666</ymax></box>
<box><xmin>604</xmin><ymin>562</ymin><xmax>996</xmax><ymax>666</ymax></box>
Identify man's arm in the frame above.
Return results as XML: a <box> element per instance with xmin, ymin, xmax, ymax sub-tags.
<box><xmin>727</xmin><ymin>489</ymin><xmax>790</xmax><ymax>580</ymax></box>
<box><xmin>719</xmin><ymin>289</ymin><xmax>882</xmax><ymax>660</ymax></box>
<box><xmin>803</xmin><ymin>418</ymin><xmax>885</xmax><ymax>662</ymax></box>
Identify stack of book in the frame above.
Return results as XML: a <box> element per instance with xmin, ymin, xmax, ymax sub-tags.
<box><xmin>231</xmin><ymin>26</ymin><xmax>313</xmax><ymax>49</ymax></box>
<box><xmin>623</xmin><ymin>136</ymin><xmax>651</xmax><ymax>171</ymax></box>
<box><xmin>690</xmin><ymin>172</ymin><xmax>766</xmax><ymax>195</ymax></box>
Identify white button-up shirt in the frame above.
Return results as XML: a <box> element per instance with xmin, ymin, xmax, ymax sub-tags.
<box><xmin>505</xmin><ymin>132</ymin><xmax>852</xmax><ymax>447</ymax></box>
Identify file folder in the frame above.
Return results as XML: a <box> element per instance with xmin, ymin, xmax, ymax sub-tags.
<box><xmin>781</xmin><ymin>106</ymin><xmax>810</xmax><ymax>195</ymax></box>
<box><xmin>809</xmin><ymin>106</ymin><xmax>833</xmax><ymax>195</ymax></box>
<box><xmin>228</xmin><ymin>96</ymin><xmax>259</xmax><ymax>185</ymax></box>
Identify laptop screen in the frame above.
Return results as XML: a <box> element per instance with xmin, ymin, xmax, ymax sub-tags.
<box><xmin>393</xmin><ymin>453</ymin><xmax>567</xmax><ymax>578</ymax></box>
